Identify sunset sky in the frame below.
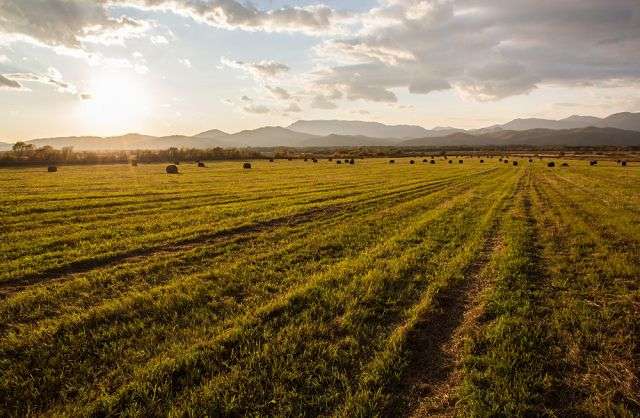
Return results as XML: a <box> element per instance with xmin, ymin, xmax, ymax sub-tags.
<box><xmin>1</xmin><ymin>0</ymin><xmax>639</xmax><ymax>140</ymax></box>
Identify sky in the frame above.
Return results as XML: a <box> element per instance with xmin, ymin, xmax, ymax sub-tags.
<box><xmin>1</xmin><ymin>0</ymin><xmax>640</xmax><ymax>141</ymax></box>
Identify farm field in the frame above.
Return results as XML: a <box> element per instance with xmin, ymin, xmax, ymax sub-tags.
<box><xmin>0</xmin><ymin>158</ymin><xmax>638</xmax><ymax>417</ymax></box>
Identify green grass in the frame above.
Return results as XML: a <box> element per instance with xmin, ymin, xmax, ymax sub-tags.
<box><xmin>0</xmin><ymin>158</ymin><xmax>638</xmax><ymax>417</ymax></box>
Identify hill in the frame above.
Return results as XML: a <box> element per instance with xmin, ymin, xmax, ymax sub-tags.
<box><xmin>400</xmin><ymin>127</ymin><xmax>640</xmax><ymax>147</ymax></box>
<box><xmin>300</xmin><ymin>134</ymin><xmax>400</xmax><ymax>147</ymax></box>
<box><xmin>288</xmin><ymin>120</ymin><xmax>433</xmax><ymax>139</ymax></box>
<box><xmin>225</xmin><ymin>126</ymin><xmax>317</xmax><ymax>147</ymax></box>
<box><xmin>21</xmin><ymin>133</ymin><xmax>228</xmax><ymax>151</ymax></box>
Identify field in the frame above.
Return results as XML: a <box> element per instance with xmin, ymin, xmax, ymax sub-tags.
<box><xmin>0</xmin><ymin>158</ymin><xmax>639</xmax><ymax>417</ymax></box>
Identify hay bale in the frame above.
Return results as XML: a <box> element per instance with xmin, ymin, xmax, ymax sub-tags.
<box><xmin>422</xmin><ymin>159</ymin><xmax>428</xmax><ymax>163</ymax></box>
<box><xmin>547</xmin><ymin>161</ymin><xmax>555</xmax><ymax>167</ymax></box>
<box><xmin>304</xmin><ymin>158</ymin><xmax>308</xmax><ymax>162</ymax></box>
<box><xmin>504</xmin><ymin>160</ymin><xmax>509</xmax><ymax>164</ymax></box>
<box><xmin>336</xmin><ymin>160</ymin><xmax>342</xmax><ymax>164</ymax></box>
<box><xmin>528</xmin><ymin>159</ymin><xmax>533</xmax><ymax>163</ymax></box>
<box><xmin>480</xmin><ymin>159</ymin><xmax>484</xmax><ymax>163</ymax></box>
<box><xmin>513</xmin><ymin>161</ymin><xmax>518</xmax><ymax>166</ymax></box>
<box><xmin>47</xmin><ymin>165</ymin><xmax>58</xmax><ymax>172</ymax></box>
<box><xmin>349</xmin><ymin>158</ymin><xmax>355</xmax><ymax>164</ymax></box>
<box><xmin>269</xmin><ymin>158</ymin><xmax>274</xmax><ymax>162</ymax></box>
<box><xmin>312</xmin><ymin>158</ymin><xmax>318</xmax><ymax>163</ymax></box>
<box><xmin>243</xmin><ymin>162</ymin><xmax>252</xmax><ymax>169</ymax></box>
<box><xmin>498</xmin><ymin>158</ymin><xmax>503</xmax><ymax>162</ymax></box>
<box><xmin>430</xmin><ymin>160</ymin><xmax>435</xmax><ymax>164</ymax></box>
<box><xmin>287</xmin><ymin>157</ymin><xmax>293</xmax><ymax>161</ymax></box>
<box><xmin>458</xmin><ymin>160</ymin><xmax>463</xmax><ymax>164</ymax></box>
<box><xmin>131</xmin><ymin>160</ymin><xmax>138</xmax><ymax>167</ymax></box>
<box><xmin>166</xmin><ymin>164</ymin><xmax>179</xmax><ymax>174</ymax></box>
<box><xmin>621</xmin><ymin>160</ymin><xmax>627</xmax><ymax>166</ymax></box>
<box><xmin>198</xmin><ymin>162</ymin><xmax>206</xmax><ymax>167</ymax></box>
<box><xmin>561</xmin><ymin>162</ymin><xmax>569</xmax><ymax>167</ymax></box>
<box><xmin>328</xmin><ymin>158</ymin><xmax>333</xmax><ymax>162</ymax></box>
<box><xmin>389</xmin><ymin>159</ymin><xmax>395</xmax><ymax>164</ymax></box>
<box><xmin>448</xmin><ymin>160</ymin><xmax>452</xmax><ymax>164</ymax></box>
<box><xmin>409</xmin><ymin>160</ymin><xmax>415</xmax><ymax>164</ymax></box>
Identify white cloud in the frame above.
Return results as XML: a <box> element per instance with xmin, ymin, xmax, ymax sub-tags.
<box><xmin>310</xmin><ymin>95</ymin><xmax>337</xmax><ymax>109</ymax></box>
<box><xmin>150</xmin><ymin>35</ymin><xmax>169</xmax><ymax>45</ymax></box>
<box><xmin>0</xmin><ymin>74</ymin><xmax>21</xmax><ymax>89</ymax></box>
<box><xmin>311</xmin><ymin>0</ymin><xmax>640</xmax><ymax>102</ymax></box>
<box><xmin>221</xmin><ymin>57</ymin><xmax>290</xmax><ymax>80</ymax></box>
<box><xmin>0</xmin><ymin>54</ymin><xmax>10</xmax><ymax>63</ymax></box>
<box><xmin>243</xmin><ymin>103</ymin><xmax>270</xmax><ymax>114</ymax></box>
<box><xmin>285</xmin><ymin>102</ymin><xmax>302</xmax><ymax>112</ymax></box>
<box><xmin>266</xmin><ymin>85</ymin><xmax>291</xmax><ymax>100</ymax></box>
<box><xmin>179</xmin><ymin>58</ymin><xmax>192</xmax><ymax>68</ymax></box>
<box><xmin>1</xmin><ymin>71</ymin><xmax>77</xmax><ymax>93</ymax></box>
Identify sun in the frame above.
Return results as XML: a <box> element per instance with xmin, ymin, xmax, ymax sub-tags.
<box><xmin>77</xmin><ymin>73</ymin><xmax>151</xmax><ymax>133</ymax></box>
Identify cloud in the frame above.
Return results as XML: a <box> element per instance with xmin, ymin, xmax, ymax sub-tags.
<box><xmin>150</xmin><ymin>35</ymin><xmax>169</xmax><ymax>45</ymax></box>
<box><xmin>178</xmin><ymin>58</ymin><xmax>192</xmax><ymax>68</ymax></box>
<box><xmin>311</xmin><ymin>0</ymin><xmax>640</xmax><ymax>102</ymax></box>
<box><xmin>266</xmin><ymin>85</ymin><xmax>290</xmax><ymax>100</ymax></box>
<box><xmin>285</xmin><ymin>102</ymin><xmax>302</xmax><ymax>112</ymax></box>
<box><xmin>110</xmin><ymin>0</ymin><xmax>351</xmax><ymax>36</ymax></box>
<box><xmin>0</xmin><ymin>74</ymin><xmax>21</xmax><ymax>89</ymax></box>
<box><xmin>79</xmin><ymin>93</ymin><xmax>93</xmax><ymax>100</ymax></box>
<box><xmin>240</xmin><ymin>95</ymin><xmax>252</xmax><ymax>102</ymax></box>
<box><xmin>243</xmin><ymin>103</ymin><xmax>270</xmax><ymax>114</ymax></box>
<box><xmin>0</xmin><ymin>0</ymin><xmax>148</xmax><ymax>49</ymax></box>
<box><xmin>221</xmin><ymin>57</ymin><xmax>289</xmax><ymax>80</ymax></box>
<box><xmin>0</xmin><ymin>54</ymin><xmax>9</xmax><ymax>63</ymax></box>
<box><xmin>1</xmin><ymin>71</ymin><xmax>76</xmax><ymax>93</ymax></box>
<box><xmin>310</xmin><ymin>95</ymin><xmax>337</xmax><ymax>109</ymax></box>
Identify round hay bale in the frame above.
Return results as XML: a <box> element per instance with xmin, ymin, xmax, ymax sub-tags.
<box><xmin>243</xmin><ymin>162</ymin><xmax>252</xmax><ymax>169</ymax></box>
<box><xmin>166</xmin><ymin>164</ymin><xmax>179</xmax><ymax>174</ymax></box>
<box><xmin>547</xmin><ymin>161</ymin><xmax>555</xmax><ymax>167</ymax></box>
<box><xmin>422</xmin><ymin>159</ymin><xmax>428</xmax><ymax>163</ymax></box>
<box><xmin>389</xmin><ymin>159</ymin><xmax>395</xmax><ymax>164</ymax></box>
<box><xmin>561</xmin><ymin>162</ymin><xmax>569</xmax><ymax>167</ymax></box>
<box><xmin>430</xmin><ymin>160</ymin><xmax>435</xmax><ymax>164</ymax></box>
<box><xmin>304</xmin><ymin>158</ymin><xmax>308</xmax><ymax>162</ymax></box>
<box><xmin>47</xmin><ymin>165</ymin><xmax>58</xmax><ymax>172</ymax></box>
<box><xmin>528</xmin><ymin>159</ymin><xmax>533</xmax><ymax>163</ymax></box>
<box><xmin>513</xmin><ymin>160</ymin><xmax>518</xmax><ymax>166</ymax></box>
<box><xmin>269</xmin><ymin>158</ymin><xmax>274</xmax><ymax>162</ymax></box>
<box><xmin>131</xmin><ymin>160</ymin><xmax>138</xmax><ymax>167</ymax></box>
<box><xmin>498</xmin><ymin>158</ymin><xmax>503</xmax><ymax>162</ymax></box>
<box><xmin>312</xmin><ymin>158</ymin><xmax>318</xmax><ymax>163</ymax></box>
<box><xmin>458</xmin><ymin>160</ymin><xmax>463</xmax><ymax>164</ymax></box>
<box><xmin>349</xmin><ymin>158</ymin><xmax>355</xmax><ymax>164</ymax></box>
<box><xmin>621</xmin><ymin>160</ymin><xmax>627</xmax><ymax>166</ymax></box>
<box><xmin>409</xmin><ymin>160</ymin><xmax>415</xmax><ymax>164</ymax></box>
<box><xmin>480</xmin><ymin>159</ymin><xmax>484</xmax><ymax>163</ymax></box>
<box><xmin>504</xmin><ymin>160</ymin><xmax>509</xmax><ymax>164</ymax></box>
<box><xmin>336</xmin><ymin>160</ymin><xmax>342</xmax><ymax>164</ymax></box>
<box><xmin>448</xmin><ymin>160</ymin><xmax>452</xmax><ymax>164</ymax></box>
<box><xmin>197</xmin><ymin>162</ymin><xmax>206</xmax><ymax>167</ymax></box>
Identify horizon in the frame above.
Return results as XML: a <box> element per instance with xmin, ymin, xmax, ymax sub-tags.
<box><xmin>2</xmin><ymin>1</ymin><xmax>640</xmax><ymax>141</ymax></box>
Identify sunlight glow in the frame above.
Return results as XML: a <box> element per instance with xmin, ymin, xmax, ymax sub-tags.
<box><xmin>76</xmin><ymin>73</ymin><xmax>151</xmax><ymax>133</ymax></box>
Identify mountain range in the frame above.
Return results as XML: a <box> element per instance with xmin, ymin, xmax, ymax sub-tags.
<box><xmin>2</xmin><ymin>112</ymin><xmax>639</xmax><ymax>150</ymax></box>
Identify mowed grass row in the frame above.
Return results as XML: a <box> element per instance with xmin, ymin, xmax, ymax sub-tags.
<box><xmin>0</xmin><ymin>160</ymin><xmax>512</xmax><ymax>415</ymax></box>
<box><xmin>0</xmin><ymin>160</ymin><xmax>490</xmax><ymax>283</ymax></box>
<box><xmin>457</xmin><ymin>165</ymin><xmax>640</xmax><ymax>417</ymax></box>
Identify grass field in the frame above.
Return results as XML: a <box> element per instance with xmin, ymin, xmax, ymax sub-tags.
<box><xmin>0</xmin><ymin>158</ymin><xmax>638</xmax><ymax>417</ymax></box>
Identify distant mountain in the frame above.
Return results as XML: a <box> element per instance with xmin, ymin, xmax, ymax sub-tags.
<box><xmin>192</xmin><ymin>129</ymin><xmax>229</xmax><ymax>140</ymax></box>
<box><xmin>497</xmin><ymin>112</ymin><xmax>640</xmax><ymax>131</ymax></box>
<box><xmin>288</xmin><ymin>120</ymin><xmax>431</xmax><ymax>139</ymax></box>
<box><xmin>300</xmin><ymin>134</ymin><xmax>400</xmax><ymax>147</ymax></box>
<box><xmin>0</xmin><ymin>142</ymin><xmax>11</xmax><ymax>151</ymax></box>
<box><xmin>21</xmin><ymin>133</ymin><xmax>228</xmax><ymax>151</ymax></box>
<box><xmin>225</xmin><ymin>126</ymin><xmax>317</xmax><ymax>147</ymax></box>
<box><xmin>401</xmin><ymin>127</ymin><xmax>640</xmax><ymax>147</ymax></box>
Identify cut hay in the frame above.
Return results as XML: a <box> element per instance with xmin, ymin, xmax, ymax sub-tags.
<box><xmin>269</xmin><ymin>158</ymin><xmax>274</xmax><ymax>162</ymax></box>
<box><xmin>197</xmin><ymin>162</ymin><xmax>206</xmax><ymax>167</ymax></box>
<box><xmin>513</xmin><ymin>161</ymin><xmax>518</xmax><ymax>166</ymax></box>
<box><xmin>547</xmin><ymin>161</ymin><xmax>556</xmax><ymax>167</ymax></box>
<box><xmin>448</xmin><ymin>160</ymin><xmax>452</xmax><ymax>164</ymax></box>
<box><xmin>166</xmin><ymin>164</ymin><xmax>179</xmax><ymax>174</ymax></box>
<box><xmin>458</xmin><ymin>160</ymin><xmax>463</xmax><ymax>164</ymax></box>
<box><xmin>349</xmin><ymin>159</ymin><xmax>355</xmax><ymax>165</ymax></box>
<box><xmin>430</xmin><ymin>160</ymin><xmax>435</xmax><ymax>164</ymax></box>
<box><xmin>561</xmin><ymin>162</ymin><xmax>569</xmax><ymax>167</ymax></box>
<box><xmin>409</xmin><ymin>160</ymin><xmax>415</xmax><ymax>164</ymax></box>
<box><xmin>336</xmin><ymin>160</ymin><xmax>342</xmax><ymax>164</ymax></box>
<box><xmin>589</xmin><ymin>160</ymin><xmax>598</xmax><ymax>166</ymax></box>
<box><xmin>243</xmin><ymin>162</ymin><xmax>252</xmax><ymax>169</ymax></box>
<box><xmin>621</xmin><ymin>160</ymin><xmax>627</xmax><ymax>166</ymax></box>
<box><xmin>389</xmin><ymin>159</ymin><xmax>395</xmax><ymax>164</ymax></box>
<box><xmin>47</xmin><ymin>166</ymin><xmax>58</xmax><ymax>172</ymax></box>
<box><xmin>528</xmin><ymin>159</ymin><xmax>533</xmax><ymax>163</ymax></box>
<box><xmin>480</xmin><ymin>159</ymin><xmax>484</xmax><ymax>163</ymax></box>
<box><xmin>312</xmin><ymin>158</ymin><xmax>318</xmax><ymax>163</ymax></box>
